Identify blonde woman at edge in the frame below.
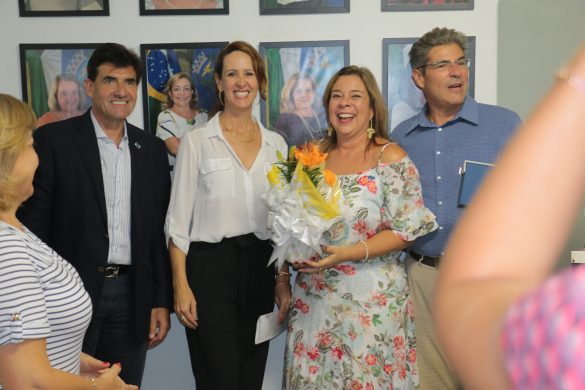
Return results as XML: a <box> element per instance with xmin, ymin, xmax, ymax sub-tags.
<box><xmin>435</xmin><ymin>44</ymin><xmax>585</xmax><ymax>389</ymax></box>
<box><xmin>165</xmin><ymin>41</ymin><xmax>291</xmax><ymax>390</ymax></box>
<box><xmin>0</xmin><ymin>94</ymin><xmax>135</xmax><ymax>390</ymax></box>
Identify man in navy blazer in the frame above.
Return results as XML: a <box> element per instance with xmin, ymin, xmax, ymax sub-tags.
<box><xmin>18</xmin><ymin>43</ymin><xmax>172</xmax><ymax>387</ymax></box>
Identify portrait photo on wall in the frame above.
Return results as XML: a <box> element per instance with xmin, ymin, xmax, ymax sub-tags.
<box><xmin>383</xmin><ymin>36</ymin><xmax>475</xmax><ymax>133</ymax></box>
<box><xmin>381</xmin><ymin>0</ymin><xmax>473</xmax><ymax>12</ymax></box>
<box><xmin>140</xmin><ymin>42</ymin><xmax>227</xmax><ymax>134</ymax></box>
<box><xmin>140</xmin><ymin>0</ymin><xmax>228</xmax><ymax>15</ymax></box>
<box><xmin>20</xmin><ymin>44</ymin><xmax>99</xmax><ymax>128</ymax></box>
<box><xmin>260</xmin><ymin>0</ymin><xmax>349</xmax><ymax>15</ymax></box>
<box><xmin>19</xmin><ymin>0</ymin><xmax>109</xmax><ymax>16</ymax></box>
<box><xmin>259</xmin><ymin>40</ymin><xmax>349</xmax><ymax>147</ymax></box>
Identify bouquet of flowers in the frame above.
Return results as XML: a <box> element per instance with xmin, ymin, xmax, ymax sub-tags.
<box><xmin>263</xmin><ymin>143</ymin><xmax>344</xmax><ymax>269</ymax></box>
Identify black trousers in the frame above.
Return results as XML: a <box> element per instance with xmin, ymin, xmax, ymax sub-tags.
<box><xmin>185</xmin><ymin>234</ymin><xmax>275</xmax><ymax>390</ymax></box>
<box><xmin>82</xmin><ymin>274</ymin><xmax>148</xmax><ymax>387</ymax></box>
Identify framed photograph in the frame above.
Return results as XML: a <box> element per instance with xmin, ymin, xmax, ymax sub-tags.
<box><xmin>381</xmin><ymin>0</ymin><xmax>473</xmax><ymax>12</ymax></box>
<box><xmin>19</xmin><ymin>0</ymin><xmax>109</xmax><ymax>16</ymax></box>
<box><xmin>140</xmin><ymin>0</ymin><xmax>228</xmax><ymax>15</ymax></box>
<box><xmin>383</xmin><ymin>37</ymin><xmax>475</xmax><ymax>133</ymax></box>
<box><xmin>140</xmin><ymin>42</ymin><xmax>228</xmax><ymax>134</ymax></box>
<box><xmin>259</xmin><ymin>40</ymin><xmax>349</xmax><ymax>146</ymax></box>
<box><xmin>260</xmin><ymin>0</ymin><xmax>349</xmax><ymax>15</ymax></box>
<box><xmin>20</xmin><ymin>43</ymin><xmax>100</xmax><ymax>127</ymax></box>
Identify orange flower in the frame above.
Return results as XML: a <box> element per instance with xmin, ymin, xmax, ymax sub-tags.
<box><xmin>294</xmin><ymin>143</ymin><xmax>328</xmax><ymax>168</ymax></box>
<box><xmin>323</xmin><ymin>169</ymin><xmax>337</xmax><ymax>187</ymax></box>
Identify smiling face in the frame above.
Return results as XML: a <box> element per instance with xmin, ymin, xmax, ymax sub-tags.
<box><xmin>56</xmin><ymin>79</ymin><xmax>80</xmax><ymax>113</ymax></box>
<box><xmin>169</xmin><ymin>77</ymin><xmax>193</xmax><ymax>108</ymax></box>
<box><xmin>215</xmin><ymin>50</ymin><xmax>259</xmax><ymax>113</ymax></box>
<box><xmin>413</xmin><ymin>43</ymin><xmax>468</xmax><ymax>114</ymax></box>
<box><xmin>84</xmin><ymin>63</ymin><xmax>138</xmax><ymax>128</ymax></box>
<box><xmin>328</xmin><ymin>75</ymin><xmax>373</xmax><ymax>139</ymax></box>
<box><xmin>292</xmin><ymin>78</ymin><xmax>316</xmax><ymax>113</ymax></box>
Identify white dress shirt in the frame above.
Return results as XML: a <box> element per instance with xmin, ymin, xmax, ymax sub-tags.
<box><xmin>91</xmin><ymin>111</ymin><xmax>132</xmax><ymax>265</ymax></box>
<box><xmin>165</xmin><ymin>112</ymin><xmax>287</xmax><ymax>255</ymax></box>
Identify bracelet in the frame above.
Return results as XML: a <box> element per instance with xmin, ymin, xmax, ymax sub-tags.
<box><xmin>359</xmin><ymin>240</ymin><xmax>369</xmax><ymax>262</ymax></box>
<box><xmin>275</xmin><ymin>281</ymin><xmax>291</xmax><ymax>287</ymax></box>
<box><xmin>276</xmin><ymin>271</ymin><xmax>291</xmax><ymax>277</ymax></box>
<box><xmin>90</xmin><ymin>377</ymin><xmax>97</xmax><ymax>390</ymax></box>
<box><xmin>557</xmin><ymin>68</ymin><xmax>585</xmax><ymax>95</ymax></box>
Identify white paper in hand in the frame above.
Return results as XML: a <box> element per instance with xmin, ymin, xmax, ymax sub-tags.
<box><xmin>255</xmin><ymin>310</ymin><xmax>287</xmax><ymax>345</ymax></box>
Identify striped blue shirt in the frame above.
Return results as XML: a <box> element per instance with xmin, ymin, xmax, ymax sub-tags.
<box><xmin>0</xmin><ymin>221</ymin><xmax>92</xmax><ymax>384</ymax></box>
<box><xmin>91</xmin><ymin>112</ymin><xmax>132</xmax><ymax>265</ymax></box>
<box><xmin>392</xmin><ymin>96</ymin><xmax>521</xmax><ymax>256</ymax></box>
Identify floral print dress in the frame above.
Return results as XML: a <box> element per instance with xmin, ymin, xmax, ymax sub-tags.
<box><xmin>283</xmin><ymin>152</ymin><xmax>437</xmax><ymax>390</ymax></box>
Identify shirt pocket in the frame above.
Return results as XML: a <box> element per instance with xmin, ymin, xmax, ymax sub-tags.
<box><xmin>200</xmin><ymin>158</ymin><xmax>235</xmax><ymax>200</ymax></box>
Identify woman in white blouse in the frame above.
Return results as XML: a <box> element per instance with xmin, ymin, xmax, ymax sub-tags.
<box><xmin>155</xmin><ymin>72</ymin><xmax>208</xmax><ymax>174</ymax></box>
<box><xmin>0</xmin><ymin>94</ymin><xmax>135</xmax><ymax>389</ymax></box>
<box><xmin>165</xmin><ymin>41</ymin><xmax>291</xmax><ymax>390</ymax></box>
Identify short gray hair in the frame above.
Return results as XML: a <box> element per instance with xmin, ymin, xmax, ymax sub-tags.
<box><xmin>409</xmin><ymin>27</ymin><xmax>468</xmax><ymax>71</ymax></box>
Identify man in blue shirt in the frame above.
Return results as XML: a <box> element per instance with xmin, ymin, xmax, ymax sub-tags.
<box><xmin>393</xmin><ymin>27</ymin><xmax>521</xmax><ymax>389</ymax></box>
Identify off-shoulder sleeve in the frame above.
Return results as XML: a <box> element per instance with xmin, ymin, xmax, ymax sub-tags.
<box><xmin>164</xmin><ymin>133</ymin><xmax>199</xmax><ymax>254</ymax></box>
<box><xmin>379</xmin><ymin>156</ymin><xmax>438</xmax><ymax>241</ymax></box>
<box><xmin>0</xmin><ymin>235</ymin><xmax>50</xmax><ymax>346</ymax></box>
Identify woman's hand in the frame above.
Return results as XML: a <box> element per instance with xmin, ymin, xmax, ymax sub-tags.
<box><xmin>296</xmin><ymin>245</ymin><xmax>351</xmax><ymax>273</ymax></box>
<box><xmin>95</xmin><ymin>363</ymin><xmax>139</xmax><ymax>390</ymax></box>
<box><xmin>79</xmin><ymin>352</ymin><xmax>109</xmax><ymax>377</ymax></box>
<box><xmin>174</xmin><ymin>282</ymin><xmax>198</xmax><ymax>329</ymax></box>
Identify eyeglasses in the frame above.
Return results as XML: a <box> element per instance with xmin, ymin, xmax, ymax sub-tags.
<box><xmin>418</xmin><ymin>58</ymin><xmax>471</xmax><ymax>71</ymax></box>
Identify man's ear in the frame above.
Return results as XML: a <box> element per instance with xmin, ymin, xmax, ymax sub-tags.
<box><xmin>84</xmin><ymin>78</ymin><xmax>94</xmax><ymax>99</ymax></box>
<box><xmin>412</xmin><ymin>69</ymin><xmax>425</xmax><ymax>91</ymax></box>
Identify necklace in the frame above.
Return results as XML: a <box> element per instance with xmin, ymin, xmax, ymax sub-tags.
<box><xmin>221</xmin><ymin>116</ymin><xmax>256</xmax><ymax>143</ymax></box>
<box><xmin>295</xmin><ymin>111</ymin><xmax>322</xmax><ymax>140</ymax></box>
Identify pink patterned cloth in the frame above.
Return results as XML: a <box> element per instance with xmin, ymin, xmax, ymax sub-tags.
<box><xmin>501</xmin><ymin>266</ymin><xmax>585</xmax><ymax>389</ymax></box>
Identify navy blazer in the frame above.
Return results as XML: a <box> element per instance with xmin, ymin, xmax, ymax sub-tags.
<box><xmin>18</xmin><ymin>110</ymin><xmax>172</xmax><ymax>340</ymax></box>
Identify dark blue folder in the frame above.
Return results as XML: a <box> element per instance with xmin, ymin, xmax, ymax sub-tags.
<box><xmin>458</xmin><ymin>160</ymin><xmax>494</xmax><ymax>207</ymax></box>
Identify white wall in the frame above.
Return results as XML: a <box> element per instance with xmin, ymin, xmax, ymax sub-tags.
<box><xmin>0</xmin><ymin>1</ymin><xmax>500</xmax><ymax>389</ymax></box>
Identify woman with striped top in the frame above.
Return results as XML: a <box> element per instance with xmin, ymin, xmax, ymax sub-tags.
<box><xmin>0</xmin><ymin>94</ymin><xmax>135</xmax><ymax>389</ymax></box>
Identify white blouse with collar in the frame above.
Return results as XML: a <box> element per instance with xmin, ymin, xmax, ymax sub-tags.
<box><xmin>165</xmin><ymin>112</ymin><xmax>287</xmax><ymax>254</ymax></box>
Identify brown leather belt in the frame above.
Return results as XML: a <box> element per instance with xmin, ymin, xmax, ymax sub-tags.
<box><xmin>409</xmin><ymin>251</ymin><xmax>441</xmax><ymax>268</ymax></box>
<box><xmin>97</xmin><ymin>264</ymin><xmax>130</xmax><ymax>278</ymax></box>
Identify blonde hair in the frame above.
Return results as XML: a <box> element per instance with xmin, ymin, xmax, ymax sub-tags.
<box><xmin>0</xmin><ymin>94</ymin><xmax>36</xmax><ymax>211</ymax></box>
<box><xmin>163</xmin><ymin>72</ymin><xmax>199</xmax><ymax>110</ymax></box>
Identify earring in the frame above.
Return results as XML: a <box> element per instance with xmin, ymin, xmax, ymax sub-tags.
<box><xmin>366</xmin><ymin>118</ymin><xmax>375</xmax><ymax>140</ymax></box>
<box><xmin>218</xmin><ymin>90</ymin><xmax>225</xmax><ymax>106</ymax></box>
<box><xmin>327</xmin><ymin>126</ymin><xmax>334</xmax><ymax>137</ymax></box>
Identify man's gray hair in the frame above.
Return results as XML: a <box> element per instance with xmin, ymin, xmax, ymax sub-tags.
<box><xmin>409</xmin><ymin>27</ymin><xmax>468</xmax><ymax>71</ymax></box>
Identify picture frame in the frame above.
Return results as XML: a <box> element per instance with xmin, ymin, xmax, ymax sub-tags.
<box><xmin>381</xmin><ymin>0</ymin><xmax>473</xmax><ymax>12</ymax></box>
<box><xmin>383</xmin><ymin>36</ymin><xmax>475</xmax><ymax>133</ymax></box>
<box><xmin>260</xmin><ymin>0</ymin><xmax>349</xmax><ymax>15</ymax></box>
<box><xmin>19</xmin><ymin>0</ymin><xmax>109</xmax><ymax>16</ymax></box>
<box><xmin>19</xmin><ymin>43</ymin><xmax>100</xmax><ymax>125</ymax></box>
<box><xmin>139</xmin><ymin>0</ymin><xmax>228</xmax><ymax>15</ymax></box>
<box><xmin>140</xmin><ymin>42</ymin><xmax>228</xmax><ymax>134</ymax></box>
<box><xmin>259</xmin><ymin>40</ymin><xmax>349</xmax><ymax>146</ymax></box>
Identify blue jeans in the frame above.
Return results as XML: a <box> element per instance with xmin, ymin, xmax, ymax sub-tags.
<box><xmin>82</xmin><ymin>273</ymin><xmax>148</xmax><ymax>387</ymax></box>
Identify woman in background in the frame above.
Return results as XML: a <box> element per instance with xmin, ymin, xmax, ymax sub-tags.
<box><xmin>0</xmin><ymin>94</ymin><xmax>134</xmax><ymax>390</ymax></box>
<box><xmin>166</xmin><ymin>41</ymin><xmax>291</xmax><ymax>390</ymax></box>
<box><xmin>36</xmin><ymin>74</ymin><xmax>85</xmax><ymax>128</ymax></box>
<box><xmin>435</xmin><ymin>44</ymin><xmax>585</xmax><ymax>389</ymax></box>
<box><xmin>274</xmin><ymin>73</ymin><xmax>326</xmax><ymax>146</ymax></box>
<box><xmin>283</xmin><ymin>66</ymin><xmax>437</xmax><ymax>389</ymax></box>
<box><xmin>156</xmin><ymin>72</ymin><xmax>208</xmax><ymax>173</ymax></box>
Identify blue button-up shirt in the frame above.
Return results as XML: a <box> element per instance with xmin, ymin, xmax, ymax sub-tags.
<box><xmin>392</xmin><ymin>96</ymin><xmax>521</xmax><ymax>256</ymax></box>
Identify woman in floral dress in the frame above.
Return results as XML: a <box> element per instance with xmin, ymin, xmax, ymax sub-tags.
<box><xmin>283</xmin><ymin>66</ymin><xmax>437</xmax><ymax>390</ymax></box>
